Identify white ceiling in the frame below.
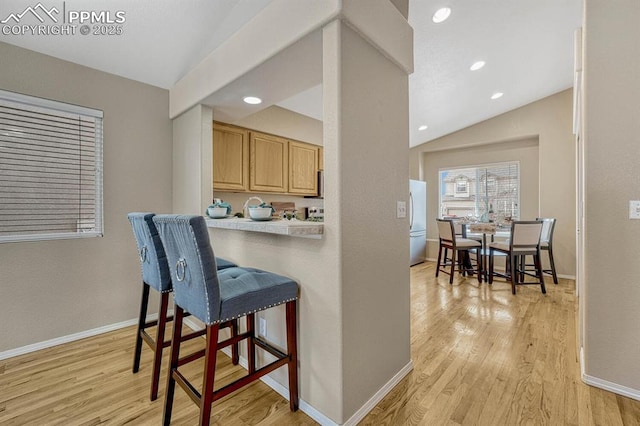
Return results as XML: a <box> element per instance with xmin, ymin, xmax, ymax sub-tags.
<box><xmin>408</xmin><ymin>0</ymin><xmax>583</xmax><ymax>145</ymax></box>
<box><xmin>0</xmin><ymin>0</ymin><xmax>582</xmax><ymax>147</ymax></box>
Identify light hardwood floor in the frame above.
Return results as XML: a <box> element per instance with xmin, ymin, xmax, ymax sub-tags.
<box><xmin>1</xmin><ymin>262</ymin><xmax>639</xmax><ymax>425</ymax></box>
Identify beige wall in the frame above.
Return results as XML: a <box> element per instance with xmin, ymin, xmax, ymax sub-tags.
<box><xmin>582</xmin><ymin>0</ymin><xmax>640</xmax><ymax>394</ymax></box>
<box><xmin>172</xmin><ymin>15</ymin><xmax>412</xmax><ymax>425</ymax></box>
<box><xmin>333</xmin><ymin>21</ymin><xmax>411</xmax><ymax>419</ymax></box>
<box><xmin>0</xmin><ymin>42</ymin><xmax>172</xmax><ymax>353</ymax></box>
<box><xmin>172</xmin><ymin>104</ymin><xmax>211</xmax><ymax>214</ymax></box>
<box><xmin>421</xmin><ymin>138</ymin><xmax>539</xmax><ymax>261</ymax></box>
<box><xmin>232</xmin><ymin>105</ymin><xmax>323</xmax><ymax>146</ymax></box>
<box><xmin>411</xmin><ymin>89</ymin><xmax>576</xmax><ymax>278</ymax></box>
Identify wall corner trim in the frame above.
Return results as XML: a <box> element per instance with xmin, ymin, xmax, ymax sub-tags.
<box><xmin>342</xmin><ymin>360</ymin><xmax>414</xmax><ymax>426</ymax></box>
<box><xmin>582</xmin><ymin>373</ymin><xmax>640</xmax><ymax>402</ymax></box>
<box><xmin>581</xmin><ymin>346</ymin><xmax>640</xmax><ymax>402</ymax></box>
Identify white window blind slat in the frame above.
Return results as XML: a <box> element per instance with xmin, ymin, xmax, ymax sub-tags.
<box><xmin>0</xmin><ymin>90</ymin><xmax>103</xmax><ymax>243</ymax></box>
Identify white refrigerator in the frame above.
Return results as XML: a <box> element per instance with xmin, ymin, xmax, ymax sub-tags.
<box><xmin>410</xmin><ymin>180</ymin><xmax>427</xmax><ymax>266</ymax></box>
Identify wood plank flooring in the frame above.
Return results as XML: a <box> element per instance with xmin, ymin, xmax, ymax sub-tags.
<box><xmin>1</xmin><ymin>262</ymin><xmax>639</xmax><ymax>425</ymax></box>
<box><xmin>361</xmin><ymin>262</ymin><xmax>640</xmax><ymax>426</ymax></box>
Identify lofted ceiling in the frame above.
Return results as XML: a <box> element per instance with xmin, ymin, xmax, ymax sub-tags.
<box><xmin>408</xmin><ymin>0</ymin><xmax>583</xmax><ymax>145</ymax></box>
<box><xmin>0</xmin><ymin>0</ymin><xmax>582</xmax><ymax>147</ymax></box>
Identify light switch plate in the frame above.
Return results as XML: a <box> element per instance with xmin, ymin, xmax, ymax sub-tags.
<box><xmin>397</xmin><ymin>201</ymin><xmax>407</xmax><ymax>218</ymax></box>
<box><xmin>629</xmin><ymin>200</ymin><xmax>640</xmax><ymax>219</ymax></box>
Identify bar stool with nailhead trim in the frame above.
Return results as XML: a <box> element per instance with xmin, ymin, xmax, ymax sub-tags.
<box><xmin>153</xmin><ymin>214</ymin><xmax>299</xmax><ymax>426</ymax></box>
<box><xmin>127</xmin><ymin>212</ymin><xmax>239</xmax><ymax>401</ymax></box>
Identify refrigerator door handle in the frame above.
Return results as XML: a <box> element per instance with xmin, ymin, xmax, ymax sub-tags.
<box><xmin>409</xmin><ymin>191</ymin><xmax>414</xmax><ymax>229</ymax></box>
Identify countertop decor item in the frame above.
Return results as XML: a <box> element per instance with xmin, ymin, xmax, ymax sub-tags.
<box><xmin>248</xmin><ymin>205</ymin><xmax>274</xmax><ymax>221</ymax></box>
<box><xmin>207</xmin><ymin>201</ymin><xmax>232</xmax><ymax>218</ymax></box>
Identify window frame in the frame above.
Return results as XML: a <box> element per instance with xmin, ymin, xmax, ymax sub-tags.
<box><xmin>0</xmin><ymin>89</ymin><xmax>103</xmax><ymax>243</ymax></box>
<box><xmin>438</xmin><ymin>161</ymin><xmax>520</xmax><ymax>220</ymax></box>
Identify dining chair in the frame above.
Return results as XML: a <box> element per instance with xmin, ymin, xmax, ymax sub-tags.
<box><xmin>435</xmin><ymin>218</ymin><xmax>482</xmax><ymax>284</ymax></box>
<box><xmin>518</xmin><ymin>218</ymin><xmax>558</xmax><ymax>284</ymax></box>
<box><xmin>488</xmin><ymin>220</ymin><xmax>546</xmax><ymax>294</ymax></box>
<box><xmin>537</xmin><ymin>217</ymin><xmax>558</xmax><ymax>283</ymax></box>
<box><xmin>127</xmin><ymin>212</ymin><xmax>239</xmax><ymax>401</ymax></box>
<box><xmin>153</xmin><ymin>215</ymin><xmax>299</xmax><ymax>426</ymax></box>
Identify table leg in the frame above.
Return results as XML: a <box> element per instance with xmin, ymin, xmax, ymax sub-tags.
<box><xmin>483</xmin><ymin>233</ymin><xmax>488</xmax><ymax>282</ymax></box>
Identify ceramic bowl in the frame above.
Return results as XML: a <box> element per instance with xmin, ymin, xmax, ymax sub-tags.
<box><xmin>207</xmin><ymin>207</ymin><xmax>228</xmax><ymax>218</ymax></box>
<box><xmin>248</xmin><ymin>206</ymin><xmax>272</xmax><ymax>220</ymax></box>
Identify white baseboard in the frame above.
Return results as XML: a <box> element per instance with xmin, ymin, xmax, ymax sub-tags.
<box><xmin>342</xmin><ymin>360</ymin><xmax>414</xmax><ymax>426</ymax></box>
<box><xmin>0</xmin><ymin>311</ymin><xmax>175</xmax><ymax>361</ymax></box>
<box><xmin>423</xmin><ymin>258</ymin><xmax>577</xmax><ymax>281</ymax></box>
<box><xmin>0</xmin><ymin>316</ymin><xmax>141</xmax><ymax>361</ymax></box>
<box><xmin>580</xmin><ymin>346</ymin><xmax>640</xmax><ymax>401</ymax></box>
<box><xmin>210</xmin><ymin>323</ymin><xmax>413</xmax><ymax>426</ymax></box>
<box><xmin>582</xmin><ymin>373</ymin><xmax>640</xmax><ymax>401</ymax></box>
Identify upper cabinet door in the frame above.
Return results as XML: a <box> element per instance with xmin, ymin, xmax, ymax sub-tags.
<box><xmin>288</xmin><ymin>140</ymin><xmax>318</xmax><ymax>195</ymax></box>
<box><xmin>249</xmin><ymin>131</ymin><xmax>288</xmax><ymax>193</ymax></box>
<box><xmin>213</xmin><ymin>122</ymin><xmax>249</xmax><ymax>191</ymax></box>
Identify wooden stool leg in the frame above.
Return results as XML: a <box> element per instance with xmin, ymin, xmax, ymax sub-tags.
<box><xmin>286</xmin><ymin>301</ymin><xmax>299</xmax><ymax>411</ymax></box>
<box><xmin>231</xmin><ymin>320</ymin><xmax>239</xmax><ymax>365</ymax></box>
<box><xmin>199</xmin><ymin>324</ymin><xmax>220</xmax><ymax>426</ymax></box>
<box><xmin>163</xmin><ymin>305</ymin><xmax>184</xmax><ymax>426</ymax></box>
<box><xmin>246</xmin><ymin>313</ymin><xmax>256</xmax><ymax>374</ymax></box>
<box><xmin>150</xmin><ymin>292</ymin><xmax>170</xmax><ymax>401</ymax></box>
<box><xmin>133</xmin><ymin>282</ymin><xmax>150</xmax><ymax>374</ymax></box>
<box><xmin>436</xmin><ymin>245</ymin><xmax>442</xmax><ymax>277</ymax></box>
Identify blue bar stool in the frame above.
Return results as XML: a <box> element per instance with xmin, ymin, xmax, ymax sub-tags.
<box><xmin>153</xmin><ymin>215</ymin><xmax>299</xmax><ymax>426</ymax></box>
<box><xmin>127</xmin><ymin>212</ymin><xmax>239</xmax><ymax>401</ymax></box>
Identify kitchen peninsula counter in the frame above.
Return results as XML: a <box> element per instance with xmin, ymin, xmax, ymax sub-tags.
<box><xmin>205</xmin><ymin>217</ymin><xmax>323</xmax><ymax>239</ymax></box>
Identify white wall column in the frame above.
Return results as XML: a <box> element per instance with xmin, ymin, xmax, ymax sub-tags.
<box><xmin>323</xmin><ymin>14</ymin><xmax>412</xmax><ymax>423</ymax></box>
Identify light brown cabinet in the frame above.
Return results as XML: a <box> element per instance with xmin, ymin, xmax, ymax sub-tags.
<box><xmin>213</xmin><ymin>123</ymin><xmax>249</xmax><ymax>191</ymax></box>
<box><xmin>288</xmin><ymin>141</ymin><xmax>318</xmax><ymax>195</ymax></box>
<box><xmin>318</xmin><ymin>147</ymin><xmax>324</xmax><ymax>171</ymax></box>
<box><xmin>249</xmin><ymin>131</ymin><xmax>289</xmax><ymax>193</ymax></box>
<box><xmin>213</xmin><ymin>121</ymin><xmax>321</xmax><ymax>195</ymax></box>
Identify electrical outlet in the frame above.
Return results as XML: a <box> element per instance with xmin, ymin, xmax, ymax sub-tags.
<box><xmin>397</xmin><ymin>201</ymin><xmax>407</xmax><ymax>218</ymax></box>
<box><xmin>259</xmin><ymin>317</ymin><xmax>267</xmax><ymax>336</ymax></box>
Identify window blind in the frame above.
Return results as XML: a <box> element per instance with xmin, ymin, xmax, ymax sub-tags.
<box><xmin>0</xmin><ymin>90</ymin><xmax>103</xmax><ymax>243</ymax></box>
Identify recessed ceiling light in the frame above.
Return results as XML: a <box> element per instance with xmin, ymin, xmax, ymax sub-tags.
<box><xmin>418</xmin><ymin>125</ymin><xmax>428</xmax><ymax>131</ymax></box>
<box><xmin>491</xmin><ymin>92</ymin><xmax>504</xmax><ymax>100</ymax></box>
<box><xmin>432</xmin><ymin>7</ymin><xmax>451</xmax><ymax>23</ymax></box>
<box><xmin>470</xmin><ymin>61</ymin><xmax>486</xmax><ymax>71</ymax></box>
<box><xmin>243</xmin><ymin>96</ymin><xmax>262</xmax><ymax>105</ymax></box>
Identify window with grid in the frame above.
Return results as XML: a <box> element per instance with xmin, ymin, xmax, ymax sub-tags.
<box><xmin>0</xmin><ymin>90</ymin><xmax>103</xmax><ymax>243</ymax></box>
<box><xmin>439</xmin><ymin>162</ymin><xmax>520</xmax><ymax>220</ymax></box>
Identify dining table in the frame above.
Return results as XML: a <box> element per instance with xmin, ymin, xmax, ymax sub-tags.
<box><xmin>464</xmin><ymin>222</ymin><xmax>511</xmax><ymax>282</ymax></box>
